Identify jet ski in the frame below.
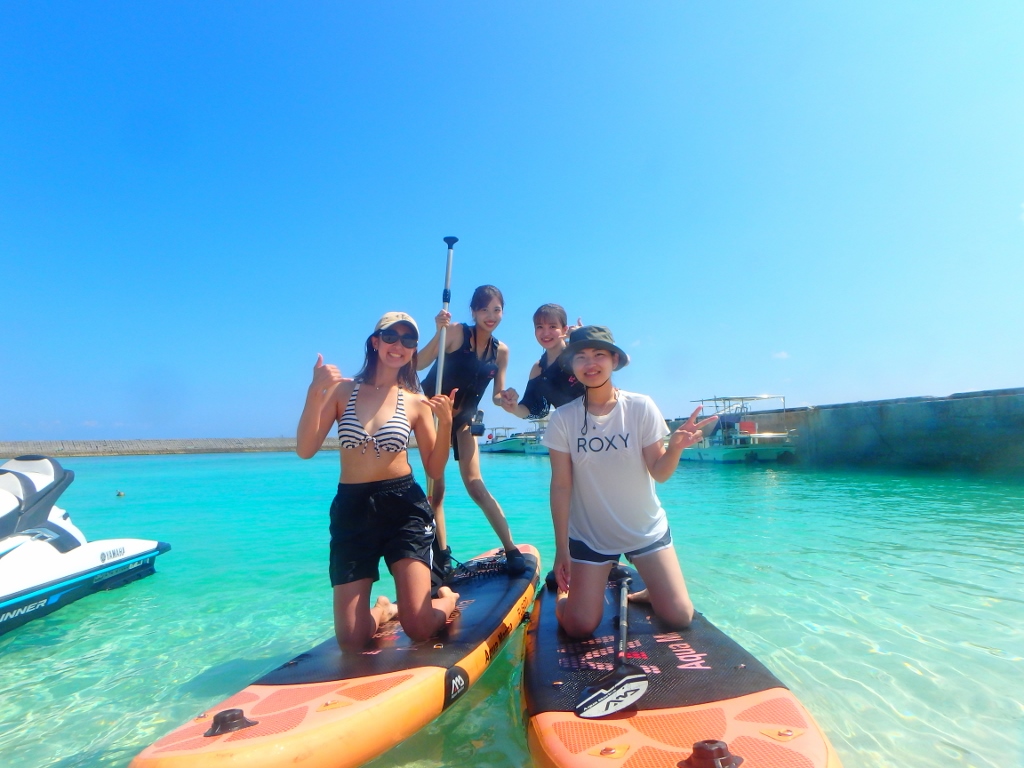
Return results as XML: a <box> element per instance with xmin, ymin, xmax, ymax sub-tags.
<box><xmin>0</xmin><ymin>455</ymin><xmax>171</xmax><ymax>637</ymax></box>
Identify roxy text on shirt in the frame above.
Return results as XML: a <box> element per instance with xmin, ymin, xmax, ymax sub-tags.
<box><xmin>577</xmin><ymin>433</ymin><xmax>630</xmax><ymax>452</ymax></box>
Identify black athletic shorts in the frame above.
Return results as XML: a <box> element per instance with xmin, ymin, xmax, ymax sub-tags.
<box><xmin>329</xmin><ymin>474</ymin><xmax>436</xmax><ymax>586</ymax></box>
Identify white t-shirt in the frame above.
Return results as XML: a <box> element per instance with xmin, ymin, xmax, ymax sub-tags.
<box><xmin>545</xmin><ymin>390</ymin><xmax>671</xmax><ymax>553</ymax></box>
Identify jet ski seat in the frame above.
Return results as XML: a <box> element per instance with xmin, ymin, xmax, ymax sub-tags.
<box><xmin>0</xmin><ymin>471</ymin><xmax>32</xmax><ymax>538</ymax></box>
<box><xmin>0</xmin><ymin>456</ymin><xmax>75</xmax><ymax>538</ymax></box>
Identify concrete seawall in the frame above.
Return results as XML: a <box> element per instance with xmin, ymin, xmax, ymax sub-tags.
<box><xmin>706</xmin><ymin>387</ymin><xmax>1024</xmax><ymax>472</ymax></box>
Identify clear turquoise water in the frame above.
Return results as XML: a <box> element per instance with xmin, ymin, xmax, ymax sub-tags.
<box><xmin>0</xmin><ymin>452</ymin><xmax>1021</xmax><ymax>768</ymax></box>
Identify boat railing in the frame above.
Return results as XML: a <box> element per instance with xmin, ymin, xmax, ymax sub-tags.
<box><xmin>732</xmin><ymin>431</ymin><xmax>792</xmax><ymax>446</ymax></box>
<box><xmin>481</xmin><ymin>426</ymin><xmax>541</xmax><ymax>445</ymax></box>
<box><xmin>482</xmin><ymin>427</ymin><xmax>516</xmax><ymax>444</ymax></box>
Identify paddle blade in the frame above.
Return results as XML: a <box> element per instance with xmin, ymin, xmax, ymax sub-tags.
<box><xmin>574</xmin><ymin>667</ymin><xmax>649</xmax><ymax>719</ymax></box>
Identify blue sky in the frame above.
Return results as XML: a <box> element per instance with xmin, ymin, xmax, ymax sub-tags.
<box><xmin>3</xmin><ymin>3</ymin><xmax>1023</xmax><ymax>440</ymax></box>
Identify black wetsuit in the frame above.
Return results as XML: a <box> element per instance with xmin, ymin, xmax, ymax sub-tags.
<box><xmin>518</xmin><ymin>352</ymin><xmax>585</xmax><ymax>419</ymax></box>
<box><xmin>422</xmin><ymin>325</ymin><xmax>498</xmax><ymax>460</ymax></box>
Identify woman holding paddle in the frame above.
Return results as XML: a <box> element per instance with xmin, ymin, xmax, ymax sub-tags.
<box><xmin>419</xmin><ymin>285</ymin><xmax>527</xmax><ymax>576</ymax></box>
<box><xmin>296</xmin><ymin>311</ymin><xmax>459</xmax><ymax>649</ymax></box>
<box><xmin>545</xmin><ymin>325</ymin><xmax>718</xmax><ymax>638</ymax></box>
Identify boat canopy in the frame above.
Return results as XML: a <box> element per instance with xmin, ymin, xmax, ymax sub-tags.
<box><xmin>691</xmin><ymin>395</ymin><xmax>787</xmax><ymax>412</ymax></box>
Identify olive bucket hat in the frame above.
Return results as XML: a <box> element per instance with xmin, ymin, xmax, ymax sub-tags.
<box><xmin>559</xmin><ymin>325</ymin><xmax>630</xmax><ymax>371</ymax></box>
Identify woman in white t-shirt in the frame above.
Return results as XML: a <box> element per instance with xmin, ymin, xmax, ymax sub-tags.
<box><xmin>545</xmin><ymin>326</ymin><xmax>717</xmax><ymax>638</ymax></box>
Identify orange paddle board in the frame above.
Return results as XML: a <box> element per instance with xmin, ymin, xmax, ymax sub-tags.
<box><xmin>132</xmin><ymin>546</ymin><xmax>540</xmax><ymax>768</ymax></box>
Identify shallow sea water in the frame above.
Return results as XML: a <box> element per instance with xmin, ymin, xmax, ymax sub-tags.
<box><xmin>0</xmin><ymin>451</ymin><xmax>1021</xmax><ymax>768</ymax></box>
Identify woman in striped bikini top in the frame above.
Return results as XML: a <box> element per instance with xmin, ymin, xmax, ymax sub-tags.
<box><xmin>336</xmin><ymin>382</ymin><xmax>412</xmax><ymax>456</ymax></box>
<box><xmin>296</xmin><ymin>311</ymin><xmax>459</xmax><ymax>649</ymax></box>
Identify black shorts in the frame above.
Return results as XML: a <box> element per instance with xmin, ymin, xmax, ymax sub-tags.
<box><xmin>451</xmin><ymin>400</ymin><xmax>485</xmax><ymax>462</ymax></box>
<box><xmin>451</xmin><ymin>421</ymin><xmax>467</xmax><ymax>462</ymax></box>
<box><xmin>329</xmin><ymin>475</ymin><xmax>436</xmax><ymax>586</ymax></box>
<box><xmin>568</xmin><ymin>528</ymin><xmax>674</xmax><ymax>565</ymax></box>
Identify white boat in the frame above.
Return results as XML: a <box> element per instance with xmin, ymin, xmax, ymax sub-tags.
<box><xmin>0</xmin><ymin>456</ymin><xmax>170</xmax><ymax>636</ymax></box>
<box><xmin>477</xmin><ymin>427</ymin><xmax>538</xmax><ymax>454</ymax></box>
<box><xmin>524</xmin><ymin>419</ymin><xmax>549</xmax><ymax>455</ymax></box>
<box><xmin>679</xmin><ymin>395</ymin><xmax>796</xmax><ymax>464</ymax></box>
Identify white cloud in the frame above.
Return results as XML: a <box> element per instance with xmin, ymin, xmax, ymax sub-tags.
<box><xmin>772</xmin><ymin>351</ymin><xmax>790</xmax><ymax>359</ymax></box>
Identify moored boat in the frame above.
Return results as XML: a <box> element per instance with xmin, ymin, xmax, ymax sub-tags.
<box><xmin>524</xmin><ymin>419</ymin><xmax>550</xmax><ymax>455</ymax></box>
<box><xmin>680</xmin><ymin>395</ymin><xmax>796</xmax><ymax>464</ymax></box>
<box><xmin>478</xmin><ymin>426</ymin><xmax>539</xmax><ymax>454</ymax></box>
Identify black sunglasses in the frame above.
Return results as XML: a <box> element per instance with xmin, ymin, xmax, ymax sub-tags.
<box><xmin>378</xmin><ymin>329</ymin><xmax>418</xmax><ymax>349</ymax></box>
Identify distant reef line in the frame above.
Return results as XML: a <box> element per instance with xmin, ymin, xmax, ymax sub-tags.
<box><xmin>0</xmin><ymin>438</ymin><xmax>337</xmax><ymax>458</ymax></box>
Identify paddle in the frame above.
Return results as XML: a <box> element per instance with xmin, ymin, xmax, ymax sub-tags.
<box><xmin>427</xmin><ymin>236</ymin><xmax>458</xmax><ymax>551</ymax></box>
<box><xmin>575</xmin><ymin>575</ymin><xmax>650</xmax><ymax>718</ymax></box>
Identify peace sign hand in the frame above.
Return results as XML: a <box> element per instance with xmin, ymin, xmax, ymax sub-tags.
<box><xmin>668</xmin><ymin>406</ymin><xmax>718</xmax><ymax>451</ymax></box>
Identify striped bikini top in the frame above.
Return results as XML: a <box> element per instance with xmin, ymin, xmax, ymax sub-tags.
<box><xmin>337</xmin><ymin>384</ymin><xmax>412</xmax><ymax>457</ymax></box>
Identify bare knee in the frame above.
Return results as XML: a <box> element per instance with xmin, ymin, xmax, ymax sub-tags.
<box><xmin>655</xmin><ymin>599</ymin><xmax>694</xmax><ymax>630</ymax></box>
<box><xmin>661</xmin><ymin>610</ymin><xmax>693</xmax><ymax>630</ymax></box>
<box><xmin>464</xmin><ymin>478</ymin><xmax>493</xmax><ymax>507</ymax></box>
<box><xmin>401</xmin><ymin>622</ymin><xmax>433</xmax><ymax>643</ymax></box>
<box><xmin>333</xmin><ymin>610</ymin><xmax>373</xmax><ymax>650</ymax></box>
<box><xmin>558</xmin><ymin>614</ymin><xmax>601</xmax><ymax>639</ymax></box>
<box><xmin>430</xmin><ymin>485</ymin><xmax>445</xmax><ymax>507</ymax></box>
<box><xmin>335</xmin><ymin>629</ymin><xmax>372</xmax><ymax>651</ymax></box>
<box><xmin>400</xmin><ymin>611</ymin><xmax>438</xmax><ymax>642</ymax></box>
<box><xmin>556</xmin><ymin>599</ymin><xmax>603</xmax><ymax>639</ymax></box>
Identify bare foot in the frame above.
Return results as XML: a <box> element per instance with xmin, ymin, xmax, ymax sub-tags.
<box><xmin>627</xmin><ymin>588</ymin><xmax>651</xmax><ymax>603</ymax></box>
<box><xmin>374</xmin><ymin>595</ymin><xmax>399</xmax><ymax>624</ymax></box>
<box><xmin>434</xmin><ymin>586</ymin><xmax>460</xmax><ymax>619</ymax></box>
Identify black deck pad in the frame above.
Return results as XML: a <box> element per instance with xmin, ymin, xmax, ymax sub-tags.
<box><xmin>258</xmin><ymin>551</ymin><xmax>539</xmax><ymax>685</ymax></box>
<box><xmin>523</xmin><ymin>565</ymin><xmax>784</xmax><ymax>714</ymax></box>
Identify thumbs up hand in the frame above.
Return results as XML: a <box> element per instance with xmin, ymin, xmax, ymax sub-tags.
<box><xmin>310</xmin><ymin>354</ymin><xmax>343</xmax><ymax>400</ymax></box>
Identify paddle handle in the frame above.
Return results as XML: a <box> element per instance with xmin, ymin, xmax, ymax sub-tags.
<box><xmin>435</xmin><ymin>237</ymin><xmax>457</xmax><ymax>392</ymax></box>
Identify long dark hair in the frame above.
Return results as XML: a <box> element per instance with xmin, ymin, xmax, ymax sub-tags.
<box><xmin>467</xmin><ymin>285</ymin><xmax>505</xmax><ymax>355</ymax></box>
<box><xmin>353</xmin><ymin>331</ymin><xmax>421</xmax><ymax>393</ymax></box>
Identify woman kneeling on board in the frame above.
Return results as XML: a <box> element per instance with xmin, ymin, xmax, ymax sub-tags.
<box><xmin>545</xmin><ymin>326</ymin><xmax>718</xmax><ymax>638</ymax></box>
<box><xmin>297</xmin><ymin>312</ymin><xmax>459</xmax><ymax>649</ymax></box>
